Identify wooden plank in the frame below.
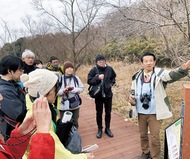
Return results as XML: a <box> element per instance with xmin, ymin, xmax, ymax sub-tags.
<box><xmin>78</xmin><ymin>95</ymin><xmax>141</xmax><ymax>159</ymax></box>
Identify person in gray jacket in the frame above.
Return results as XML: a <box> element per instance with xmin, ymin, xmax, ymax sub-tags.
<box><xmin>57</xmin><ymin>61</ymin><xmax>84</xmax><ymax>128</ymax></box>
<box><xmin>128</xmin><ymin>51</ymin><xmax>190</xmax><ymax>159</ymax></box>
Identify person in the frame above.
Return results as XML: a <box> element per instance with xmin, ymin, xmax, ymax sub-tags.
<box><xmin>34</xmin><ymin>59</ymin><xmax>43</xmax><ymax>69</ymax></box>
<box><xmin>46</xmin><ymin>56</ymin><xmax>63</xmax><ymax>110</ymax></box>
<box><xmin>57</xmin><ymin>61</ymin><xmax>84</xmax><ymax>128</ymax></box>
<box><xmin>20</xmin><ymin>69</ymin><xmax>94</xmax><ymax>159</ymax></box>
<box><xmin>46</xmin><ymin>56</ymin><xmax>63</xmax><ymax>76</ymax></box>
<box><xmin>87</xmin><ymin>54</ymin><xmax>116</xmax><ymax>139</ymax></box>
<box><xmin>22</xmin><ymin>49</ymin><xmax>36</xmax><ymax>74</ymax></box>
<box><xmin>0</xmin><ymin>95</ymin><xmax>55</xmax><ymax>159</ymax></box>
<box><xmin>128</xmin><ymin>51</ymin><xmax>190</xmax><ymax>159</ymax></box>
<box><xmin>28</xmin><ymin>95</ymin><xmax>55</xmax><ymax>159</ymax></box>
<box><xmin>0</xmin><ymin>55</ymin><xmax>27</xmax><ymax>141</ymax></box>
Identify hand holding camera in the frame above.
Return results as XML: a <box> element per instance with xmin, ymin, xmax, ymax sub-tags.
<box><xmin>129</xmin><ymin>90</ymin><xmax>136</xmax><ymax>106</ymax></box>
<box><xmin>64</xmin><ymin>86</ymin><xmax>74</xmax><ymax>93</ymax></box>
<box><xmin>129</xmin><ymin>95</ymin><xmax>136</xmax><ymax>106</ymax></box>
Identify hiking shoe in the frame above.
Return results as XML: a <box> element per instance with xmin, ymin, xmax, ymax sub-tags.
<box><xmin>140</xmin><ymin>151</ymin><xmax>151</xmax><ymax>159</ymax></box>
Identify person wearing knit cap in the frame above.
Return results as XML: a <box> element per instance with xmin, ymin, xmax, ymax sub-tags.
<box><xmin>87</xmin><ymin>54</ymin><xmax>116</xmax><ymax>139</ymax></box>
<box><xmin>21</xmin><ymin>69</ymin><xmax>93</xmax><ymax>159</ymax></box>
<box><xmin>95</xmin><ymin>54</ymin><xmax>105</xmax><ymax>63</ymax></box>
<box><xmin>21</xmin><ymin>69</ymin><xmax>59</xmax><ymax>123</ymax></box>
<box><xmin>57</xmin><ymin>61</ymin><xmax>84</xmax><ymax>129</ymax></box>
<box><xmin>21</xmin><ymin>69</ymin><xmax>58</xmax><ymax>98</ymax></box>
<box><xmin>63</xmin><ymin>61</ymin><xmax>74</xmax><ymax>73</ymax></box>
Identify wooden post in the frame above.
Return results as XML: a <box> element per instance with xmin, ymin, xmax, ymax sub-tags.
<box><xmin>182</xmin><ymin>84</ymin><xmax>190</xmax><ymax>159</ymax></box>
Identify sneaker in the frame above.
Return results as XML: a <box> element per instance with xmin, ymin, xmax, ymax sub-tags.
<box><xmin>140</xmin><ymin>151</ymin><xmax>151</xmax><ymax>159</ymax></box>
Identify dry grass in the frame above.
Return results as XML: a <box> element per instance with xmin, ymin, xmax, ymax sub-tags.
<box><xmin>76</xmin><ymin>62</ymin><xmax>190</xmax><ymax>156</ymax></box>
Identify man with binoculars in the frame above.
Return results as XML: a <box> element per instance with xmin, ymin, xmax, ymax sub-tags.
<box><xmin>129</xmin><ymin>51</ymin><xmax>190</xmax><ymax>159</ymax></box>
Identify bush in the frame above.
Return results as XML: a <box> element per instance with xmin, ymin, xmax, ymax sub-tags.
<box><xmin>101</xmin><ymin>38</ymin><xmax>161</xmax><ymax>63</ymax></box>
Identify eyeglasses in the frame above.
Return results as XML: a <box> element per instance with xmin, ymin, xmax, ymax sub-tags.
<box><xmin>97</xmin><ymin>60</ymin><xmax>105</xmax><ymax>62</ymax></box>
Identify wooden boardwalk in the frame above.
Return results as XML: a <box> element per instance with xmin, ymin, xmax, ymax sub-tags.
<box><xmin>78</xmin><ymin>96</ymin><xmax>141</xmax><ymax>159</ymax></box>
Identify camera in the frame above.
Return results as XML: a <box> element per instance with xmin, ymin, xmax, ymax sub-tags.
<box><xmin>140</xmin><ymin>93</ymin><xmax>151</xmax><ymax>110</ymax></box>
<box><xmin>67</xmin><ymin>87</ymin><xmax>74</xmax><ymax>91</ymax></box>
<box><xmin>130</xmin><ymin>90</ymin><xmax>136</xmax><ymax>106</ymax></box>
<box><xmin>64</xmin><ymin>87</ymin><xmax>74</xmax><ymax>93</ymax></box>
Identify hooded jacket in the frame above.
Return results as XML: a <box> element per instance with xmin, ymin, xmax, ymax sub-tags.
<box><xmin>131</xmin><ymin>67</ymin><xmax>188</xmax><ymax>120</ymax></box>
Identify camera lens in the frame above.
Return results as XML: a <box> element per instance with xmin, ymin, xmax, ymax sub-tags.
<box><xmin>141</xmin><ymin>93</ymin><xmax>151</xmax><ymax>110</ymax></box>
<box><xmin>142</xmin><ymin>103</ymin><xmax>149</xmax><ymax>110</ymax></box>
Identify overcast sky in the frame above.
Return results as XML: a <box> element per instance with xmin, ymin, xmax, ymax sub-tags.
<box><xmin>0</xmin><ymin>0</ymin><xmax>130</xmax><ymax>28</ymax></box>
<box><xmin>0</xmin><ymin>0</ymin><xmax>36</xmax><ymax>27</ymax></box>
<box><xmin>0</xmin><ymin>0</ymin><xmax>133</xmax><ymax>46</ymax></box>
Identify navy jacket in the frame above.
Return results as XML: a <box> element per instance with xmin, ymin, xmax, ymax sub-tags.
<box><xmin>0</xmin><ymin>78</ymin><xmax>27</xmax><ymax>140</ymax></box>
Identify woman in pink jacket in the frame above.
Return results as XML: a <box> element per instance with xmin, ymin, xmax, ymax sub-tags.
<box><xmin>0</xmin><ymin>95</ymin><xmax>55</xmax><ymax>159</ymax></box>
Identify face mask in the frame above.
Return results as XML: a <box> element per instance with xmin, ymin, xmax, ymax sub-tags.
<box><xmin>52</xmin><ymin>63</ymin><xmax>59</xmax><ymax>68</ymax></box>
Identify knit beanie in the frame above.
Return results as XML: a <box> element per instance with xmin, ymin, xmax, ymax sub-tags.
<box><xmin>95</xmin><ymin>54</ymin><xmax>105</xmax><ymax>62</ymax></box>
<box><xmin>63</xmin><ymin>61</ymin><xmax>74</xmax><ymax>73</ymax></box>
<box><xmin>20</xmin><ymin>69</ymin><xmax>58</xmax><ymax>97</ymax></box>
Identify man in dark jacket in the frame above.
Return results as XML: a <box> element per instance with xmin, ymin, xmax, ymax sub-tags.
<box><xmin>22</xmin><ymin>49</ymin><xmax>36</xmax><ymax>74</ymax></box>
<box><xmin>87</xmin><ymin>54</ymin><xmax>116</xmax><ymax>138</ymax></box>
<box><xmin>0</xmin><ymin>55</ymin><xmax>27</xmax><ymax>141</ymax></box>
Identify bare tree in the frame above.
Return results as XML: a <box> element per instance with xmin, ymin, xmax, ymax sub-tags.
<box><xmin>31</xmin><ymin>0</ymin><xmax>105</xmax><ymax>70</ymax></box>
<box><xmin>0</xmin><ymin>20</ymin><xmax>19</xmax><ymax>47</ymax></box>
<box><xmin>99</xmin><ymin>0</ymin><xmax>190</xmax><ymax>65</ymax></box>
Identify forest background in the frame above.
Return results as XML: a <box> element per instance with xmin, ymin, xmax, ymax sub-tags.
<box><xmin>0</xmin><ymin>0</ymin><xmax>190</xmax><ymax>156</ymax></box>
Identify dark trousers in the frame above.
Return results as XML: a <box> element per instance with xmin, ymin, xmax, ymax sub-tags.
<box><xmin>95</xmin><ymin>97</ymin><xmax>112</xmax><ymax>129</ymax></box>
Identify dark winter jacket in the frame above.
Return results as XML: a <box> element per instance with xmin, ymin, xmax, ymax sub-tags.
<box><xmin>87</xmin><ymin>64</ymin><xmax>116</xmax><ymax>98</ymax></box>
<box><xmin>23</xmin><ymin>62</ymin><xmax>36</xmax><ymax>74</ymax></box>
<box><xmin>0</xmin><ymin>78</ymin><xmax>27</xmax><ymax>140</ymax></box>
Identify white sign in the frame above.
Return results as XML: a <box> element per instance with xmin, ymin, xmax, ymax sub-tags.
<box><xmin>165</xmin><ymin>118</ymin><xmax>182</xmax><ymax>159</ymax></box>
